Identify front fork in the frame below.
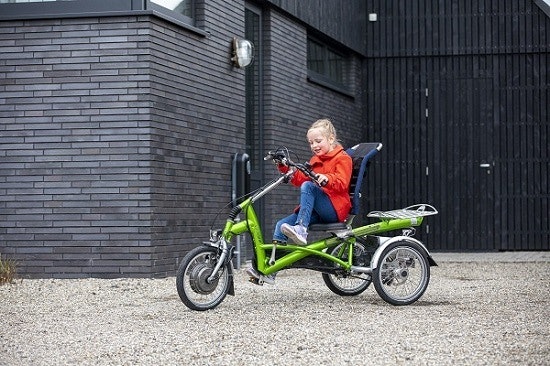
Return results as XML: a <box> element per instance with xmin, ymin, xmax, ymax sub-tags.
<box><xmin>205</xmin><ymin>235</ymin><xmax>237</xmax><ymax>296</ymax></box>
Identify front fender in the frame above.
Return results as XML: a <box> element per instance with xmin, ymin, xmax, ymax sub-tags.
<box><xmin>370</xmin><ymin>236</ymin><xmax>438</xmax><ymax>269</ymax></box>
<box><xmin>225</xmin><ymin>245</ymin><xmax>236</xmax><ymax>296</ymax></box>
<box><xmin>226</xmin><ymin>264</ymin><xmax>235</xmax><ymax>296</ymax></box>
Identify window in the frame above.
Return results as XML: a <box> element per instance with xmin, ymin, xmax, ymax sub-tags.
<box><xmin>307</xmin><ymin>36</ymin><xmax>352</xmax><ymax>96</ymax></box>
<box><xmin>149</xmin><ymin>0</ymin><xmax>194</xmax><ymax>24</ymax></box>
<box><xmin>245</xmin><ymin>6</ymin><xmax>261</xmax><ymax>171</ymax></box>
<box><xmin>150</xmin><ymin>0</ymin><xmax>192</xmax><ymax>18</ymax></box>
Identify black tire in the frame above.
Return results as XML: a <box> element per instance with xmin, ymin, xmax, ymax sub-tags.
<box><xmin>322</xmin><ymin>239</ymin><xmax>372</xmax><ymax>296</ymax></box>
<box><xmin>372</xmin><ymin>240</ymin><xmax>430</xmax><ymax>305</ymax></box>
<box><xmin>176</xmin><ymin>246</ymin><xmax>231</xmax><ymax>311</ymax></box>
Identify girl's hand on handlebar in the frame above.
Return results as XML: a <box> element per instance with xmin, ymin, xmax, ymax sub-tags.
<box><xmin>315</xmin><ymin>174</ymin><xmax>328</xmax><ymax>187</ymax></box>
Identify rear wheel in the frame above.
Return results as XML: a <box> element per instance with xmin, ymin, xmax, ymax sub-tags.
<box><xmin>176</xmin><ymin>246</ymin><xmax>231</xmax><ymax>311</ymax></box>
<box><xmin>372</xmin><ymin>241</ymin><xmax>430</xmax><ymax>305</ymax></box>
<box><xmin>322</xmin><ymin>239</ymin><xmax>372</xmax><ymax>296</ymax></box>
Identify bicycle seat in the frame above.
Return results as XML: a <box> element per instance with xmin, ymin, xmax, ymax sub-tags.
<box><xmin>309</xmin><ymin>142</ymin><xmax>383</xmax><ymax>232</ymax></box>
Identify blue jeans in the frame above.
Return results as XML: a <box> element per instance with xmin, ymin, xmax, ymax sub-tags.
<box><xmin>273</xmin><ymin>181</ymin><xmax>338</xmax><ymax>242</ymax></box>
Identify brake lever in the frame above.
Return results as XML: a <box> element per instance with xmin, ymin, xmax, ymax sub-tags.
<box><xmin>264</xmin><ymin>150</ymin><xmax>288</xmax><ymax>166</ymax></box>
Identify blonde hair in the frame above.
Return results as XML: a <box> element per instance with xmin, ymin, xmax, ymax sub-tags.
<box><xmin>308</xmin><ymin>118</ymin><xmax>340</xmax><ymax>147</ymax></box>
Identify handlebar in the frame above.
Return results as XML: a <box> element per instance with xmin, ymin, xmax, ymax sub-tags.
<box><xmin>264</xmin><ymin>148</ymin><xmax>327</xmax><ymax>187</ymax></box>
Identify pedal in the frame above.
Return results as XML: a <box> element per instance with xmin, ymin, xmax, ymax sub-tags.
<box><xmin>248</xmin><ymin>277</ymin><xmax>264</xmax><ymax>286</ymax></box>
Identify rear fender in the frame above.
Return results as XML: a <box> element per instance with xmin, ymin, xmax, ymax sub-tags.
<box><xmin>371</xmin><ymin>236</ymin><xmax>438</xmax><ymax>269</ymax></box>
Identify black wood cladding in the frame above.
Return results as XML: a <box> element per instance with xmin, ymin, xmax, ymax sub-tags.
<box><xmin>366</xmin><ymin>0</ymin><xmax>549</xmax><ymax>57</ymax></box>
<box><xmin>364</xmin><ymin>0</ymin><xmax>549</xmax><ymax>250</ymax></box>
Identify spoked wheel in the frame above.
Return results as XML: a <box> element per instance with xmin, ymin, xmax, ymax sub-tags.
<box><xmin>176</xmin><ymin>246</ymin><xmax>231</xmax><ymax>311</ymax></box>
<box><xmin>372</xmin><ymin>241</ymin><xmax>430</xmax><ymax>305</ymax></box>
<box><xmin>322</xmin><ymin>238</ymin><xmax>372</xmax><ymax>296</ymax></box>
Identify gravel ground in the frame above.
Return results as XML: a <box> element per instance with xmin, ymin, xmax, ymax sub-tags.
<box><xmin>1</xmin><ymin>260</ymin><xmax>549</xmax><ymax>365</ymax></box>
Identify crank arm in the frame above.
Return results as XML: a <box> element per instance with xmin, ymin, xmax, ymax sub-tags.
<box><xmin>269</xmin><ymin>243</ymin><xmax>277</xmax><ymax>265</ymax></box>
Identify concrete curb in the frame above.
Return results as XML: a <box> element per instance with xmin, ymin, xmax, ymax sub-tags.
<box><xmin>431</xmin><ymin>251</ymin><xmax>550</xmax><ymax>263</ymax></box>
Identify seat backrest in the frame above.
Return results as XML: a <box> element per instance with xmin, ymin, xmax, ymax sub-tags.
<box><xmin>345</xmin><ymin>142</ymin><xmax>383</xmax><ymax>216</ymax></box>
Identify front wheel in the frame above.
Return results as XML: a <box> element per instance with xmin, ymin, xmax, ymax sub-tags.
<box><xmin>372</xmin><ymin>241</ymin><xmax>430</xmax><ymax>305</ymax></box>
<box><xmin>176</xmin><ymin>246</ymin><xmax>231</xmax><ymax>311</ymax></box>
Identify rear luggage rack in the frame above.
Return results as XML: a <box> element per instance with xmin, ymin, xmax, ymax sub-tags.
<box><xmin>367</xmin><ymin>204</ymin><xmax>438</xmax><ymax>220</ymax></box>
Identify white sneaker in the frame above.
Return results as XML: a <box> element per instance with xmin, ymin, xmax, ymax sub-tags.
<box><xmin>281</xmin><ymin>223</ymin><xmax>308</xmax><ymax>245</ymax></box>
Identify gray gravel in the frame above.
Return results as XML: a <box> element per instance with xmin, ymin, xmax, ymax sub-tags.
<box><xmin>1</xmin><ymin>259</ymin><xmax>549</xmax><ymax>365</ymax></box>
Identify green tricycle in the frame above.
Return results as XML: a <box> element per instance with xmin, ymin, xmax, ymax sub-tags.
<box><xmin>176</xmin><ymin>143</ymin><xmax>438</xmax><ymax>311</ymax></box>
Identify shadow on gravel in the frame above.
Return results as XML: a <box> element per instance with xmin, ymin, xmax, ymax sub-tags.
<box><xmin>411</xmin><ymin>300</ymin><xmax>453</xmax><ymax>306</ymax></box>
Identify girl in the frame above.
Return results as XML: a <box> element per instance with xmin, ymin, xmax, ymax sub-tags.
<box><xmin>247</xmin><ymin>119</ymin><xmax>352</xmax><ymax>285</ymax></box>
<box><xmin>276</xmin><ymin>118</ymin><xmax>353</xmax><ymax>245</ymax></box>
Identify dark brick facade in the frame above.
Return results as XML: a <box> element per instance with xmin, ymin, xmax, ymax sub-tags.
<box><xmin>0</xmin><ymin>17</ymin><xmax>154</xmax><ymax>277</ymax></box>
<box><xmin>0</xmin><ymin>2</ymin><xmax>366</xmax><ymax>277</ymax></box>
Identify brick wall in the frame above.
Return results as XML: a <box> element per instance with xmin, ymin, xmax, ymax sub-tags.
<box><xmin>0</xmin><ymin>11</ymin><xmax>250</xmax><ymax>277</ymax></box>
<box><xmin>146</xmin><ymin>1</ymin><xmax>249</xmax><ymax>276</ymax></box>
<box><xmin>0</xmin><ymin>3</ymin><xmax>367</xmax><ymax>278</ymax></box>
<box><xmin>0</xmin><ymin>16</ymin><xmax>155</xmax><ymax>277</ymax></box>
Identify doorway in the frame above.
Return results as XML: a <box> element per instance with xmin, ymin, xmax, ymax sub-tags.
<box><xmin>425</xmin><ymin>78</ymin><xmax>495</xmax><ymax>250</ymax></box>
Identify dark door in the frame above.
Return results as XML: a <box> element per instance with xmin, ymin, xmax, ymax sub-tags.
<box><xmin>425</xmin><ymin>78</ymin><xmax>495</xmax><ymax>250</ymax></box>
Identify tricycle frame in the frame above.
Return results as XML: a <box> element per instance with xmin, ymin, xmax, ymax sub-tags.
<box><xmin>212</xmin><ymin>170</ymin><xmax>433</xmax><ymax>280</ymax></box>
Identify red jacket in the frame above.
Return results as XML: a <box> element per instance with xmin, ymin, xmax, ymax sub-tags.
<box><xmin>282</xmin><ymin>146</ymin><xmax>352</xmax><ymax>222</ymax></box>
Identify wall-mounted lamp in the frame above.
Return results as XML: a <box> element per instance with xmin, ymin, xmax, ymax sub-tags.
<box><xmin>231</xmin><ymin>37</ymin><xmax>254</xmax><ymax>68</ymax></box>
